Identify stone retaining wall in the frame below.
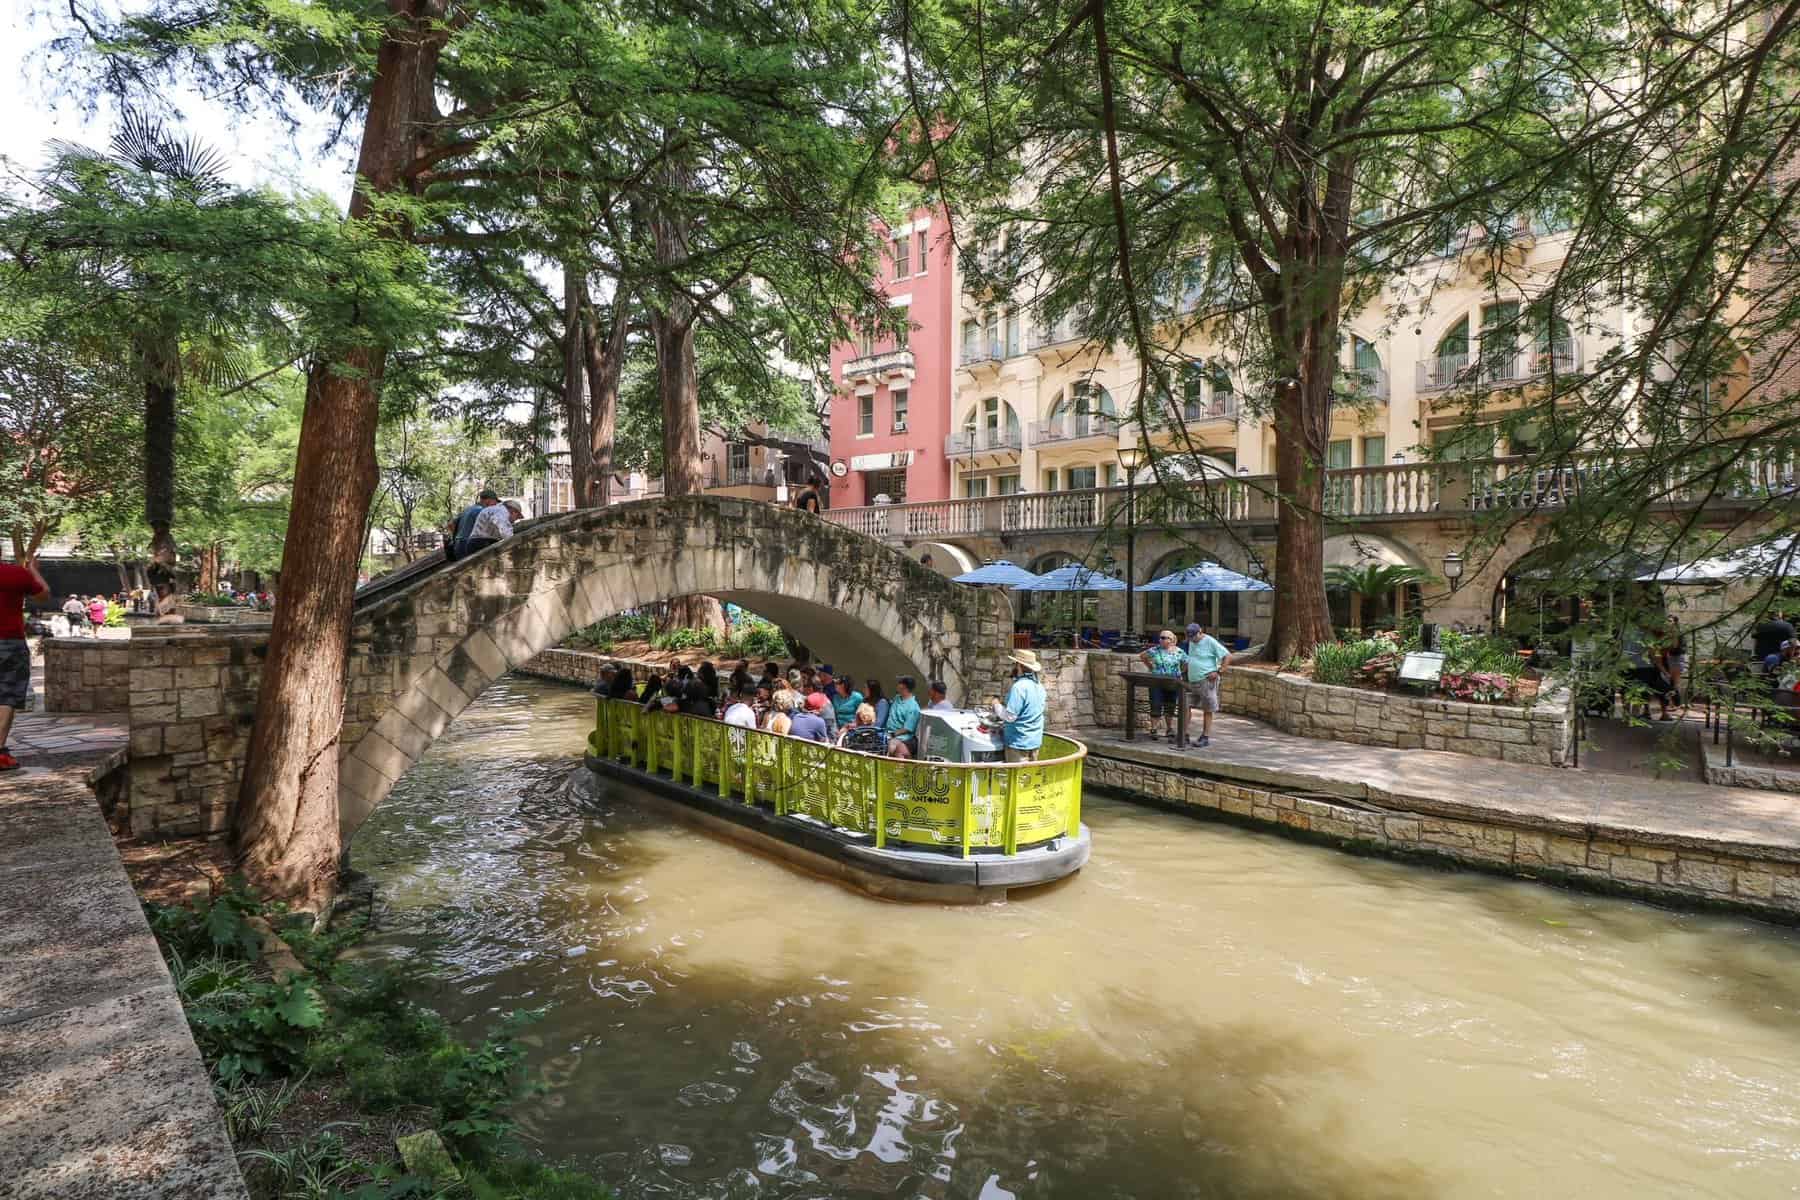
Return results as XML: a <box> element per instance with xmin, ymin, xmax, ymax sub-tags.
<box><xmin>1082</xmin><ymin>653</ymin><xmax>1571</xmax><ymax>766</ymax></box>
<box><xmin>176</xmin><ymin>604</ymin><xmax>271</xmax><ymax>626</ymax></box>
<box><xmin>42</xmin><ymin>637</ymin><xmax>131</xmax><ymax>713</ymax></box>
<box><xmin>516</xmin><ymin>647</ymin><xmax>608</xmax><ymax>688</ymax></box>
<box><xmin>1088</xmin><ymin>754</ymin><xmax>1800</xmax><ymax>919</ymax></box>
<box><xmin>124</xmin><ymin>632</ymin><xmax>264</xmax><ymax>838</ymax></box>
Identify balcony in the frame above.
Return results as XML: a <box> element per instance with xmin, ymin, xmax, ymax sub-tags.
<box><xmin>945</xmin><ymin>427</ymin><xmax>1024</xmax><ymax>458</ymax></box>
<box><xmin>1178</xmin><ymin>394</ymin><xmax>1240</xmax><ymax>425</ymax></box>
<box><xmin>1416</xmin><ymin>340</ymin><xmax>1581</xmax><ymax>393</ymax></box>
<box><xmin>1337</xmin><ymin>366</ymin><xmax>1389</xmax><ymax>403</ymax></box>
<box><xmin>842</xmin><ymin>348</ymin><xmax>915</xmax><ymax>384</ymax></box>
<box><xmin>1029</xmin><ymin>412</ymin><xmax>1123</xmax><ymax>447</ymax></box>
<box><xmin>959</xmin><ymin>337</ymin><xmax>1005</xmax><ymax>370</ymax></box>
<box><xmin>1028</xmin><ymin>316</ymin><xmax>1087</xmax><ymax>354</ymax></box>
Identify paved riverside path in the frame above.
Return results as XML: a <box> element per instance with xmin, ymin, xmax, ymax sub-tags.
<box><xmin>1081</xmin><ymin>714</ymin><xmax>1800</xmax><ymax>859</ymax></box>
<box><xmin>0</xmin><ymin>703</ymin><xmax>247</xmax><ymax>1199</ymax></box>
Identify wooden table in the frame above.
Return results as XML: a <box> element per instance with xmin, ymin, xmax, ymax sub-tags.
<box><xmin>1122</xmin><ymin>670</ymin><xmax>1189</xmax><ymax>748</ymax></box>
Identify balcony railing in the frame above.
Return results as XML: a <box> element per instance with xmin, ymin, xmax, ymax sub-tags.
<box><xmin>822</xmin><ymin>447</ymin><xmax>1800</xmax><ymax>541</ymax></box>
<box><xmin>1179</xmin><ymin>394</ymin><xmax>1240</xmax><ymax>424</ymax></box>
<box><xmin>1028</xmin><ymin>316</ymin><xmax>1086</xmax><ymax>353</ymax></box>
<box><xmin>945</xmin><ymin>427</ymin><xmax>1024</xmax><ymax>457</ymax></box>
<box><xmin>1029</xmin><ymin>412</ymin><xmax>1123</xmax><ymax>446</ymax></box>
<box><xmin>959</xmin><ymin>338</ymin><xmax>1004</xmax><ymax>368</ymax></box>
<box><xmin>1338</xmin><ymin>366</ymin><xmax>1389</xmax><ymax>402</ymax></box>
<box><xmin>842</xmin><ymin>348</ymin><xmax>915</xmax><ymax>383</ymax></box>
<box><xmin>1417</xmin><ymin>340</ymin><xmax>1582</xmax><ymax>392</ymax></box>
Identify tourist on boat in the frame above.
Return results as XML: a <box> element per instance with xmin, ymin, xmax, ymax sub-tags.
<box><xmin>697</xmin><ymin>662</ymin><xmax>720</xmax><ymax>703</ymax></box>
<box><xmin>865</xmin><ymin>679</ymin><xmax>889</xmax><ymax>728</ymax></box>
<box><xmin>990</xmin><ymin>649</ymin><xmax>1047</xmax><ymax>761</ymax></box>
<box><xmin>837</xmin><ymin>703</ymin><xmax>887</xmax><ymax>753</ymax></box>
<box><xmin>763</xmin><ymin>688</ymin><xmax>797</xmax><ymax>731</ymax></box>
<box><xmin>730</xmin><ymin>659</ymin><xmax>754</xmax><ymax>695</ymax></box>
<box><xmin>608</xmin><ymin>664</ymin><xmax>637</xmax><ymax>700</ymax></box>
<box><xmin>1140</xmin><ymin>630</ymin><xmax>1187</xmax><ymax>740</ymax></box>
<box><xmin>790</xmin><ymin>693</ymin><xmax>831</xmax><ymax>742</ymax></box>
<box><xmin>759</xmin><ymin>662</ymin><xmax>782</xmax><ymax>691</ymax></box>
<box><xmin>927</xmin><ymin>680</ymin><xmax>953</xmax><ymax>711</ymax></box>
<box><xmin>885</xmin><ymin>676</ymin><xmax>922</xmax><ymax>758</ymax></box>
<box><xmin>593</xmin><ymin>663</ymin><xmax>617</xmax><ymax>696</ymax></box>
<box><xmin>1180</xmin><ymin>621</ymin><xmax>1229</xmax><ymax>750</ymax></box>
<box><xmin>766</xmin><ymin>706</ymin><xmax>793</xmax><ymax>735</ymax></box>
<box><xmin>638</xmin><ymin>672</ymin><xmax>666</xmax><ymax>710</ymax></box>
<box><xmin>723</xmin><ymin>686</ymin><xmax>758</xmax><ymax>729</ymax></box>
<box><xmin>831</xmin><ymin>676</ymin><xmax>864</xmax><ymax>729</ymax></box>
<box><xmin>681</xmin><ymin>670</ymin><xmax>715</xmax><ymax>718</ymax></box>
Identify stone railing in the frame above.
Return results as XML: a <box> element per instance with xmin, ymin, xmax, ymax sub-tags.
<box><xmin>43</xmin><ymin>637</ymin><xmax>131</xmax><ymax>713</ymax></box>
<box><xmin>177</xmin><ymin>603</ymin><xmax>272</xmax><ymax>625</ymax></box>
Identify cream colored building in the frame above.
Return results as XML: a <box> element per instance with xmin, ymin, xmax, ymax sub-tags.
<box><xmin>946</xmin><ymin>223</ymin><xmax>1634</xmax><ymax>500</ymax></box>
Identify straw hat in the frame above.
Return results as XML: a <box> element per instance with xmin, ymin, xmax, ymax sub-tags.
<box><xmin>1008</xmin><ymin>648</ymin><xmax>1044</xmax><ymax>673</ymax></box>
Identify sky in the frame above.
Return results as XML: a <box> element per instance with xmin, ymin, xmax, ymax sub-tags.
<box><xmin>0</xmin><ymin>2</ymin><xmax>356</xmax><ymax>204</ymax></box>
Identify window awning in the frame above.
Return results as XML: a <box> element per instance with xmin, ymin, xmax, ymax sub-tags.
<box><xmin>850</xmin><ymin>451</ymin><xmax>916</xmax><ymax>471</ymax></box>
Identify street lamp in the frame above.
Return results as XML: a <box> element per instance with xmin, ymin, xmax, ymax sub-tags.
<box><xmin>1392</xmin><ymin>451</ymin><xmax>1406</xmax><ymax>465</ymax></box>
<box><xmin>1442</xmin><ymin>550</ymin><xmax>1465</xmax><ymax>592</ymax></box>
<box><xmin>1117</xmin><ymin>443</ymin><xmax>1143</xmax><ymax>647</ymax></box>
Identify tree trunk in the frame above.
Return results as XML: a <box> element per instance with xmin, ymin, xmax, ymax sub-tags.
<box><xmin>1264</xmin><ymin>331</ymin><xmax>1337</xmax><ymax>661</ymax></box>
<box><xmin>236</xmin><ymin>1</ymin><xmax>447</xmax><ymax>910</ymax></box>
<box><xmin>141</xmin><ymin>337</ymin><xmax>180</xmax><ymax>573</ymax></box>
<box><xmin>561</xmin><ymin>264</ymin><xmax>594</xmax><ymax>509</ymax></box>
<box><xmin>579</xmin><ymin>279</ymin><xmax>625</xmax><ymax>507</ymax></box>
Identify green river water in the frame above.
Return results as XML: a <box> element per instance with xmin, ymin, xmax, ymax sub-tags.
<box><xmin>348</xmin><ymin>675</ymin><xmax>1800</xmax><ymax>1199</ymax></box>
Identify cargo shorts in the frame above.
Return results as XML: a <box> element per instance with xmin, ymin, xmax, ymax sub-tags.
<box><xmin>0</xmin><ymin>639</ymin><xmax>29</xmax><ymax>708</ymax></box>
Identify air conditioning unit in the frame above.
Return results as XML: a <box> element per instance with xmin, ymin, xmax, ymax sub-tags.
<box><xmin>892</xmin><ymin>420</ymin><xmax>908</xmax><ymax>433</ymax></box>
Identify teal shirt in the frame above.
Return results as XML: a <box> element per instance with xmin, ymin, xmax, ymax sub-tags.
<box><xmin>832</xmin><ymin>689</ymin><xmax>864</xmax><ymax>727</ymax></box>
<box><xmin>1001</xmin><ymin>674</ymin><xmax>1047</xmax><ymax>750</ymax></box>
<box><xmin>885</xmin><ymin>694</ymin><xmax>921</xmax><ymax>737</ymax></box>
<box><xmin>1182</xmin><ymin>635</ymin><xmax>1229</xmax><ymax>681</ymax></box>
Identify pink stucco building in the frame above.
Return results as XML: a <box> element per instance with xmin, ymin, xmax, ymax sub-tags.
<box><xmin>826</xmin><ymin>205</ymin><xmax>955</xmax><ymax>506</ymax></box>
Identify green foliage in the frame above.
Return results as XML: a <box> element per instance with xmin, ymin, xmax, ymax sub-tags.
<box><xmin>170</xmin><ymin>951</ymin><xmax>323</xmax><ymax>1084</ymax></box>
<box><xmin>1324</xmin><ymin>563</ymin><xmax>1435</xmax><ymax>600</ymax></box>
<box><xmin>730</xmin><ymin>617</ymin><xmax>790</xmax><ymax>660</ymax></box>
<box><xmin>185</xmin><ymin>590</ymin><xmax>241</xmax><ymax>608</ymax></box>
<box><xmin>649</xmin><ymin>626</ymin><xmax>716</xmax><ymax>652</ymax></box>
<box><xmin>1439</xmin><ymin>629</ymin><xmax>1525</xmax><ymax>677</ymax></box>
<box><xmin>566</xmin><ymin>613</ymin><xmax>653</xmax><ymax>651</ymax></box>
<box><xmin>1310</xmin><ymin>639</ymin><xmax>1384</xmax><ymax>686</ymax></box>
<box><xmin>217</xmin><ymin>1075</ymin><xmax>306</xmax><ymax>1144</ymax></box>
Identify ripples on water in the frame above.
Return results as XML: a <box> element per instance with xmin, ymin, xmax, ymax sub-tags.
<box><xmin>350</xmin><ymin>677</ymin><xmax>1800</xmax><ymax>1199</ymax></box>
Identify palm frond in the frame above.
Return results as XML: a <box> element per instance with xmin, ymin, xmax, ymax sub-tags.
<box><xmin>109</xmin><ymin>108</ymin><xmax>230</xmax><ymax>194</ymax></box>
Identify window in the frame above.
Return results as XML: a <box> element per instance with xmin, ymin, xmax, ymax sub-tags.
<box><xmin>1004</xmin><ymin>311</ymin><xmax>1021</xmax><ymax>357</ymax></box>
<box><xmin>892</xmin><ymin>235</ymin><xmax>910</xmax><ymax>279</ymax></box>
<box><xmin>858</xmin><ymin>393</ymin><xmax>874</xmax><ymax>436</ymax></box>
<box><xmin>963</xmin><ymin>396</ymin><xmax>1019</xmax><ymax>448</ymax></box>
<box><xmin>1327</xmin><ymin>439</ymin><xmax>1353</xmax><ymax>470</ymax></box>
<box><xmin>996</xmin><ymin>474</ymin><xmax>1020</xmax><ymax>495</ymax></box>
<box><xmin>961</xmin><ymin>319</ymin><xmax>981</xmax><ymax>361</ymax></box>
<box><xmin>984</xmin><ymin>311</ymin><xmax>1000</xmax><ymax>356</ymax></box>
<box><xmin>891</xmin><ymin>388</ymin><xmax>909</xmax><ymax>431</ymax></box>
<box><xmin>1352</xmin><ymin>337</ymin><xmax>1381</xmax><ymax>373</ymax></box>
<box><xmin>1361</xmin><ymin>435</ymin><xmax>1386</xmax><ymax>466</ymax></box>
<box><xmin>1048</xmin><ymin>381</ymin><xmax>1117</xmax><ymax>437</ymax></box>
<box><xmin>1103</xmin><ymin>463</ymin><xmax>1119</xmax><ymax>488</ymax></box>
<box><xmin>1043</xmin><ymin>470</ymin><xmax>1060</xmax><ymax>491</ymax></box>
<box><xmin>729</xmin><ymin>442</ymin><xmax>750</xmax><ymax>473</ymax></box>
<box><xmin>965</xmin><ymin>476</ymin><xmax>989</xmax><ymax>498</ymax></box>
<box><xmin>867</xmin><ymin>468</ymin><xmax>907</xmax><ymax>503</ymax></box>
<box><xmin>856</xmin><ymin>329</ymin><xmax>876</xmax><ymax>357</ymax></box>
<box><xmin>1181</xmin><ymin>361</ymin><xmax>1206</xmax><ymax>418</ymax></box>
<box><xmin>916</xmin><ymin>230</ymin><xmax>929</xmax><ymax>273</ymax></box>
<box><xmin>1068</xmin><ymin>465</ymin><xmax>1098</xmax><ymax>490</ymax></box>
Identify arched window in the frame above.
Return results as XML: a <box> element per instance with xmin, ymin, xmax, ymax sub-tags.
<box><xmin>961</xmin><ymin>397</ymin><xmax>1021</xmax><ymax>450</ymax></box>
<box><xmin>1047</xmin><ymin>381</ymin><xmax>1117</xmax><ymax>437</ymax></box>
<box><xmin>1138</xmin><ymin>551</ymin><xmax>1243</xmax><ymax>641</ymax></box>
<box><xmin>1426</xmin><ymin>317</ymin><xmax>1471</xmax><ymax>388</ymax></box>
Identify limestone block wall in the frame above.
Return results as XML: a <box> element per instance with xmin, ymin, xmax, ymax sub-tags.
<box><xmin>42</xmin><ymin>638</ymin><xmax>131</xmax><ymax>713</ymax></box>
<box><xmin>125</xmin><ymin>633</ymin><xmax>264</xmax><ymax>838</ymax></box>
<box><xmin>1082</xmin><ymin>653</ymin><xmax>1571</xmax><ymax>765</ymax></box>
<box><xmin>516</xmin><ymin>648</ymin><xmax>607</xmax><ymax>688</ymax></box>
<box><xmin>176</xmin><ymin>604</ymin><xmax>272</xmax><ymax>626</ymax></box>
<box><xmin>1088</xmin><ymin>755</ymin><xmax>1800</xmax><ymax>918</ymax></box>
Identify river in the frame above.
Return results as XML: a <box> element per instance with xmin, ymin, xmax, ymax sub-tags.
<box><xmin>349</xmin><ymin>676</ymin><xmax>1800</xmax><ymax>1199</ymax></box>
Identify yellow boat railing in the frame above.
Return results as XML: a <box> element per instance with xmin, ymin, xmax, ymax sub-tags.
<box><xmin>587</xmin><ymin>698</ymin><xmax>1086</xmax><ymax>858</ymax></box>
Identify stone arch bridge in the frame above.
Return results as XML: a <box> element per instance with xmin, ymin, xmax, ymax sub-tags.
<box><xmin>122</xmin><ymin>497</ymin><xmax>1014</xmax><ymax>840</ymax></box>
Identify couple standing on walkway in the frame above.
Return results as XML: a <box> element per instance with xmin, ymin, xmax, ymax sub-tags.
<box><xmin>1140</xmin><ymin>623</ymin><xmax>1231</xmax><ymax>749</ymax></box>
<box><xmin>446</xmin><ymin>489</ymin><xmax>523</xmax><ymax>560</ymax></box>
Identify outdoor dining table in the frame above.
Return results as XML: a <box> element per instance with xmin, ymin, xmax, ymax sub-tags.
<box><xmin>1122</xmin><ymin>670</ymin><xmax>1191</xmax><ymax>749</ymax></box>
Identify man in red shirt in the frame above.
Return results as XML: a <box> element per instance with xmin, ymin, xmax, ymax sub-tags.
<box><xmin>0</xmin><ymin>557</ymin><xmax>52</xmax><ymax>771</ymax></box>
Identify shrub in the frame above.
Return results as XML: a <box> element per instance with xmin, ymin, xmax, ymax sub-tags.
<box><xmin>650</xmin><ymin>626</ymin><xmax>716</xmax><ymax>652</ymax></box>
<box><xmin>1311</xmin><ymin>639</ymin><xmax>1383</xmax><ymax>686</ymax></box>
<box><xmin>184</xmin><ymin>590</ymin><xmax>239</xmax><ymax>607</ymax></box>
<box><xmin>567</xmin><ymin>613</ymin><xmax>652</xmax><ymax>651</ymax></box>
<box><xmin>1439</xmin><ymin>629</ymin><xmax>1524</xmax><ymax>676</ymax></box>
<box><xmin>1441</xmin><ymin>670</ymin><xmax>1518</xmax><ymax>703</ymax></box>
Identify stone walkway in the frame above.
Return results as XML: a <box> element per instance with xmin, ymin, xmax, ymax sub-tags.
<box><xmin>1081</xmin><ymin>713</ymin><xmax>1800</xmax><ymax>859</ymax></box>
<box><xmin>0</xmin><ymin>661</ymin><xmax>245</xmax><ymax>1197</ymax></box>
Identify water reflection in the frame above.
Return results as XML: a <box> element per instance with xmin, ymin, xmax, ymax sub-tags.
<box><xmin>351</xmin><ymin>677</ymin><xmax>1800</xmax><ymax>1199</ymax></box>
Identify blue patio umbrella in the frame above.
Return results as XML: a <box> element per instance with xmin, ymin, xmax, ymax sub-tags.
<box><xmin>1015</xmin><ymin>564</ymin><xmax>1129</xmax><ymax>592</ymax></box>
<box><xmin>952</xmin><ymin>559</ymin><xmax>1044</xmax><ymax>587</ymax></box>
<box><xmin>1138</xmin><ymin>562</ymin><xmax>1273</xmax><ymax>593</ymax></box>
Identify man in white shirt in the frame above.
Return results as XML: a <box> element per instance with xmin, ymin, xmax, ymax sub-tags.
<box><xmin>465</xmin><ymin>497</ymin><xmax>515</xmax><ymax>554</ymax></box>
<box><xmin>927</xmin><ymin>680</ymin><xmax>954</xmax><ymax>711</ymax></box>
<box><xmin>722</xmin><ymin>686</ymin><xmax>758</xmax><ymax>729</ymax></box>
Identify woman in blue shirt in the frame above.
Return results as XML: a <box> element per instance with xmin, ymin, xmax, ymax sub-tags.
<box><xmin>1139</xmin><ymin>630</ymin><xmax>1186</xmax><ymax>740</ymax></box>
<box><xmin>831</xmin><ymin>677</ymin><xmax>864</xmax><ymax>728</ymax></box>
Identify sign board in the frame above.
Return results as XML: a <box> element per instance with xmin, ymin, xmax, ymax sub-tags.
<box><xmin>1397</xmin><ymin>651</ymin><xmax>1446</xmax><ymax>690</ymax></box>
<box><xmin>850</xmin><ymin>451</ymin><xmax>917</xmax><ymax>471</ymax></box>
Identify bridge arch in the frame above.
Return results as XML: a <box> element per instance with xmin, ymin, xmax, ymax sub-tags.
<box><xmin>337</xmin><ymin>496</ymin><xmax>1011</xmax><ymax>837</ymax></box>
